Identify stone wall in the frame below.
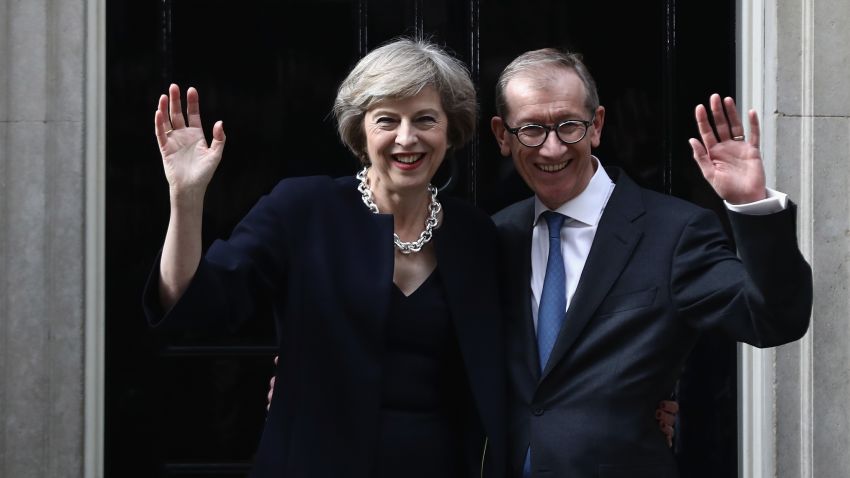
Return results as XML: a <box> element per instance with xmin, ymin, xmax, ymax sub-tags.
<box><xmin>0</xmin><ymin>0</ymin><xmax>88</xmax><ymax>476</ymax></box>
<box><xmin>765</xmin><ymin>0</ymin><xmax>850</xmax><ymax>476</ymax></box>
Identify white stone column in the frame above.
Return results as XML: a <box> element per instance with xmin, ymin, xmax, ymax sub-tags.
<box><xmin>0</xmin><ymin>0</ymin><xmax>102</xmax><ymax>476</ymax></box>
<box><xmin>740</xmin><ymin>0</ymin><xmax>850</xmax><ymax>476</ymax></box>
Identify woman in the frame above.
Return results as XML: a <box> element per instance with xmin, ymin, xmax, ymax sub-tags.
<box><xmin>144</xmin><ymin>38</ymin><xmax>506</xmax><ymax>477</ymax></box>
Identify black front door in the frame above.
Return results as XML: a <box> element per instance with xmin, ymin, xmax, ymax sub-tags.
<box><xmin>106</xmin><ymin>1</ymin><xmax>737</xmax><ymax>476</ymax></box>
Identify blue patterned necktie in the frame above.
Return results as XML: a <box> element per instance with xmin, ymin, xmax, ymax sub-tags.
<box><xmin>523</xmin><ymin>211</ymin><xmax>568</xmax><ymax>478</ymax></box>
<box><xmin>537</xmin><ymin>211</ymin><xmax>567</xmax><ymax>371</ymax></box>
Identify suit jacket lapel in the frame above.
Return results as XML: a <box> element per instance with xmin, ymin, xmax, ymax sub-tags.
<box><xmin>497</xmin><ymin>198</ymin><xmax>541</xmax><ymax>382</ymax></box>
<box><xmin>541</xmin><ymin>168</ymin><xmax>645</xmax><ymax>380</ymax></box>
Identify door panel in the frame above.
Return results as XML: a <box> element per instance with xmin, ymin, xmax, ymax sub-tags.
<box><xmin>106</xmin><ymin>1</ymin><xmax>736</xmax><ymax>476</ymax></box>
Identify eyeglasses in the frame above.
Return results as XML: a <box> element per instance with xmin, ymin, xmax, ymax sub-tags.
<box><xmin>502</xmin><ymin>114</ymin><xmax>595</xmax><ymax>148</ymax></box>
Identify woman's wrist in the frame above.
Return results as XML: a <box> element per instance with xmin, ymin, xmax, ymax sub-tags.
<box><xmin>169</xmin><ymin>186</ymin><xmax>206</xmax><ymax>212</ymax></box>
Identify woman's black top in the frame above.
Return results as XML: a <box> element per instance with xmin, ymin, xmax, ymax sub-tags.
<box><xmin>144</xmin><ymin>176</ymin><xmax>507</xmax><ymax>478</ymax></box>
<box><xmin>374</xmin><ymin>269</ymin><xmax>467</xmax><ymax>478</ymax></box>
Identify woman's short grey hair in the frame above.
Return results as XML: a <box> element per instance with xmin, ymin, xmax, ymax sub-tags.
<box><xmin>494</xmin><ymin>48</ymin><xmax>599</xmax><ymax>119</ymax></box>
<box><xmin>333</xmin><ymin>38</ymin><xmax>477</xmax><ymax>164</ymax></box>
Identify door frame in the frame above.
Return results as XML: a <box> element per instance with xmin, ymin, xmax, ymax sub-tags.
<box><xmin>84</xmin><ymin>0</ymin><xmax>106</xmax><ymax>476</ymax></box>
<box><xmin>84</xmin><ymin>2</ymin><xmax>781</xmax><ymax>477</ymax></box>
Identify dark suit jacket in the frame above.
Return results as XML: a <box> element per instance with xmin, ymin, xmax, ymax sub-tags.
<box><xmin>144</xmin><ymin>175</ymin><xmax>507</xmax><ymax>478</ymax></box>
<box><xmin>493</xmin><ymin>167</ymin><xmax>812</xmax><ymax>478</ymax></box>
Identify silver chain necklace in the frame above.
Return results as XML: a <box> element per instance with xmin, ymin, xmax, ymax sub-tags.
<box><xmin>356</xmin><ymin>166</ymin><xmax>441</xmax><ymax>254</ymax></box>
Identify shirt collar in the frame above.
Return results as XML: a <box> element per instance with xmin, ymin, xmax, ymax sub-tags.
<box><xmin>533</xmin><ymin>156</ymin><xmax>613</xmax><ymax>227</ymax></box>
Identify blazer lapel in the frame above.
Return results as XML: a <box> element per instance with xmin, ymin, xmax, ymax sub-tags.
<box><xmin>541</xmin><ymin>168</ymin><xmax>645</xmax><ymax>379</ymax></box>
<box><xmin>334</xmin><ymin>176</ymin><xmax>395</xmax><ymax>346</ymax></box>
<box><xmin>433</xmin><ymin>202</ymin><xmax>505</xmax><ymax>442</ymax></box>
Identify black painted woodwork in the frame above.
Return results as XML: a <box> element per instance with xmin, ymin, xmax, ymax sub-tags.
<box><xmin>106</xmin><ymin>1</ymin><xmax>737</xmax><ymax>476</ymax></box>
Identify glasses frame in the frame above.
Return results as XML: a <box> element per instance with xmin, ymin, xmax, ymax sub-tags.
<box><xmin>502</xmin><ymin>113</ymin><xmax>596</xmax><ymax>148</ymax></box>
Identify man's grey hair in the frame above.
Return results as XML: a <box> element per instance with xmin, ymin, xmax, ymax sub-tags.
<box><xmin>333</xmin><ymin>38</ymin><xmax>477</xmax><ymax>164</ymax></box>
<box><xmin>494</xmin><ymin>48</ymin><xmax>599</xmax><ymax>119</ymax></box>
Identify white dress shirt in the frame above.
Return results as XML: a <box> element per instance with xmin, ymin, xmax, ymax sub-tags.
<box><xmin>530</xmin><ymin>157</ymin><xmax>788</xmax><ymax>332</ymax></box>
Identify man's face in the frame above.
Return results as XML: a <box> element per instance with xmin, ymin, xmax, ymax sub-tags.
<box><xmin>491</xmin><ymin>68</ymin><xmax>605</xmax><ymax>210</ymax></box>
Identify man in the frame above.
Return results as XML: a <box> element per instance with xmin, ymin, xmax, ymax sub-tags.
<box><xmin>489</xmin><ymin>49</ymin><xmax>812</xmax><ymax>477</ymax></box>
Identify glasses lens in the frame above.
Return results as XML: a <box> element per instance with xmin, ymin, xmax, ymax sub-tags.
<box><xmin>517</xmin><ymin>125</ymin><xmax>547</xmax><ymax>147</ymax></box>
<box><xmin>557</xmin><ymin>121</ymin><xmax>587</xmax><ymax>143</ymax></box>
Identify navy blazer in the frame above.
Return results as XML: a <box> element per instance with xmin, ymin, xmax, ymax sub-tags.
<box><xmin>493</xmin><ymin>167</ymin><xmax>812</xmax><ymax>478</ymax></box>
<box><xmin>144</xmin><ymin>175</ymin><xmax>507</xmax><ymax>478</ymax></box>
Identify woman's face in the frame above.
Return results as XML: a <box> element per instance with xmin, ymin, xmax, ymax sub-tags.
<box><xmin>363</xmin><ymin>86</ymin><xmax>449</xmax><ymax>195</ymax></box>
